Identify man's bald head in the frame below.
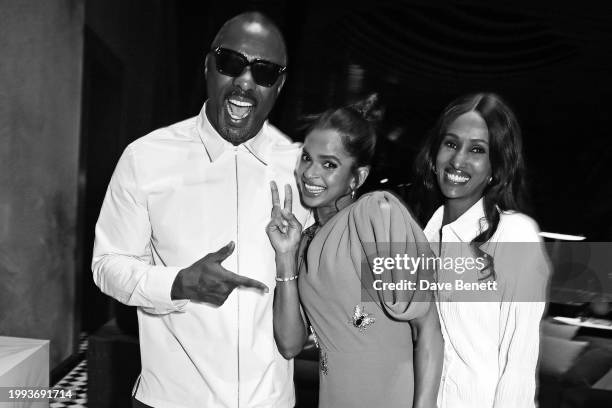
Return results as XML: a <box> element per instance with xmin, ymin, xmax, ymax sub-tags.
<box><xmin>211</xmin><ymin>12</ymin><xmax>287</xmax><ymax>65</ymax></box>
<box><xmin>205</xmin><ymin>12</ymin><xmax>288</xmax><ymax>145</ymax></box>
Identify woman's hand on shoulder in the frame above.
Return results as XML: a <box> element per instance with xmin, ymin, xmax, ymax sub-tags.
<box><xmin>266</xmin><ymin>181</ymin><xmax>302</xmax><ymax>256</ymax></box>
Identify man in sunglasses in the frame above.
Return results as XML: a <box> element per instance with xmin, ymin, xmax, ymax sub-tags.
<box><xmin>93</xmin><ymin>11</ymin><xmax>310</xmax><ymax>408</ymax></box>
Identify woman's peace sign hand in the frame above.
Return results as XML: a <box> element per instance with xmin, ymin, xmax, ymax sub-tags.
<box><xmin>266</xmin><ymin>181</ymin><xmax>302</xmax><ymax>256</ymax></box>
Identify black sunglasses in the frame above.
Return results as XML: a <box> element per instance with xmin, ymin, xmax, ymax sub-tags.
<box><xmin>211</xmin><ymin>47</ymin><xmax>286</xmax><ymax>88</ymax></box>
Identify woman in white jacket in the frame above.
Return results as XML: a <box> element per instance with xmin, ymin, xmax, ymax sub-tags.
<box><xmin>414</xmin><ymin>93</ymin><xmax>550</xmax><ymax>408</ymax></box>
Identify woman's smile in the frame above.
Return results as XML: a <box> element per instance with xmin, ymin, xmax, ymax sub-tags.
<box><xmin>302</xmin><ymin>180</ymin><xmax>327</xmax><ymax>196</ymax></box>
<box><xmin>443</xmin><ymin>168</ymin><xmax>471</xmax><ymax>184</ymax></box>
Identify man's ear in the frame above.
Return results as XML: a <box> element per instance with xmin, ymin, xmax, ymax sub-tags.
<box><xmin>352</xmin><ymin>165</ymin><xmax>371</xmax><ymax>190</ymax></box>
<box><xmin>204</xmin><ymin>54</ymin><xmax>210</xmax><ymax>79</ymax></box>
<box><xmin>276</xmin><ymin>74</ymin><xmax>286</xmax><ymax>96</ymax></box>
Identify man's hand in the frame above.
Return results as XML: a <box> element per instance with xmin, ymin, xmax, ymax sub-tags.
<box><xmin>171</xmin><ymin>241</ymin><xmax>269</xmax><ymax>306</ymax></box>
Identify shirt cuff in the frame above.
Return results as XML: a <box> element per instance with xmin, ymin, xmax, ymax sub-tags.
<box><xmin>144</xmin><ymin>265</ymin><xmax>189</xmax><ymax>313</ymax></box>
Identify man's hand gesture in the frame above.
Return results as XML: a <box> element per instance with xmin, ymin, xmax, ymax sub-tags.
<box><xmin>171</xmin><ymin>241</ymin><xmax>268</xmax><ymax>306</ymax></box>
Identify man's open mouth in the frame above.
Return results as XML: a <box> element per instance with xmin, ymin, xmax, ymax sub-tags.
<box><xmin>225</xmin><ymin>96</ymin><xmax>254</xmax><ymax>121</ymax></box>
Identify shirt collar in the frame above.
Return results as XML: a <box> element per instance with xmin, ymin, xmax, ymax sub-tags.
<box><xmin>428</xmin><ymin>198</ymin><xmax>487</xmax><ymax>242</ymax></box>
<box><xmin>196</xmin><ymin>102</ymin><xmax>270</xmax><ymax>165</ymax></box>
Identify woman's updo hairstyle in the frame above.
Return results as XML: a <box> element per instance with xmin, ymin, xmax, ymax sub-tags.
<box><xmin>305</xmin><ymin>93</ymin><xmax>383</xmax><ymax>168</ymax></box>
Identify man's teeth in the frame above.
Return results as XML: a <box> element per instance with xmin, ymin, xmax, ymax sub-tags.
<box><xmin>226</xmin><ymin>99</ymin><xmax>253</xmax><ymax>120</ymax></box>
<box><xmin>446</xmin><ymin>172</ymin><xmax>470</xmax><ymax>183</ymax></box>
<box><xmin>304</xmin><ymin>183</ymin><xmax>326</xmax><ymax>194</ymax></box>
<box><xmin>229</xmin><ymin>98</ymin><xmax>253</xmax><ymax>107</ymax></box>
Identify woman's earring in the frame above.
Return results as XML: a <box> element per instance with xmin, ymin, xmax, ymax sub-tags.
<box><xmin>488</xmin><ymin>176</ymin><xmax>493</xmax><ymax>184</ymax></box>
<box><xmin>351</xmin><ymin>189</ymin><xmax>356</xmax><ymax>199</ymax></box>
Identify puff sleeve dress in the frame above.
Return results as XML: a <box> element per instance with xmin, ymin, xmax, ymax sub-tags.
<box><xmin>298</xmin><ymin>191</ymin><xmax>434</xmax><ymax>408</ymax></box>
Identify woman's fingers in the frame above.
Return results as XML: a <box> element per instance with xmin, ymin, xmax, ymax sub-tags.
<box><xmin>270</xmin><ymin>181</ymin><xmax>280</xmax><ymax>209</ymax></box>
<box><xmin>271</xmin><ymin>182</ymin><xmax>297</xmax><ymax>234</ymax></box>
<box><xmin>283</xmin><ymin>184</ymin><xmax>292</xmax><ymax>212</ymax></box>
<box><xmin>268</xmin><ymin>211</ymin><xmax>290</xmax><ymax>234</ymax></box>
<box><xmin>267</xmin><ymin>218</ymin><xmax>287</xmax><ymax>234</ymax></box>
<box><xmin>271</xmin><ymin>181</ymin><xmax>293</xmax><ymax>211</ymax></box>
<box><xmin>280</xmin><ymin>208</ymin><xmax>302</xmax><ymax>231</ymax></box>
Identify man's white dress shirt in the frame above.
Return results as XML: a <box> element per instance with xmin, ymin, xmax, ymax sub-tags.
<box><xmin>92</xmin><ymin>103</ymin><xmax>310</xmax><ymax>408</ymax></box>
<box><xmin>424</xmin><ymin>199</ymin><xmax>549</xmax><ymax>408</ymax></box>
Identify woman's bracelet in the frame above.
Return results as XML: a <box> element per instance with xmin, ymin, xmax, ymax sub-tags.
<box><xmin>275</xmin><ymin>275</ymin><xmax>299</xmax><ymax>282</ymax></box>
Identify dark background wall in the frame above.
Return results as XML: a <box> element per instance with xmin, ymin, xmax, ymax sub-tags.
<box><xmin>79</xmin><ymin>0</ymin><xmax>183</xmax><ymax>333</ymax></box>
<box><xmin>0</xmin><ymin>0</ymin><xmax>84</xmax><ymax>369</ymax></box>
<box><xmin>143</xmin><ymin>0</ymin><xmax>612</xmax><ymax>239</ymax></box>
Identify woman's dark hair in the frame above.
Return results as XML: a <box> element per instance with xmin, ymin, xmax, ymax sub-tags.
<box><xmin>415</xmin><ymin>92</ymin><xmax>528</xmax><ymax>280</ymax></box>
<box><xmin>306</xmin><ymin>93</ymin><xmax>382</xmax><ymax>168</ymax></box>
